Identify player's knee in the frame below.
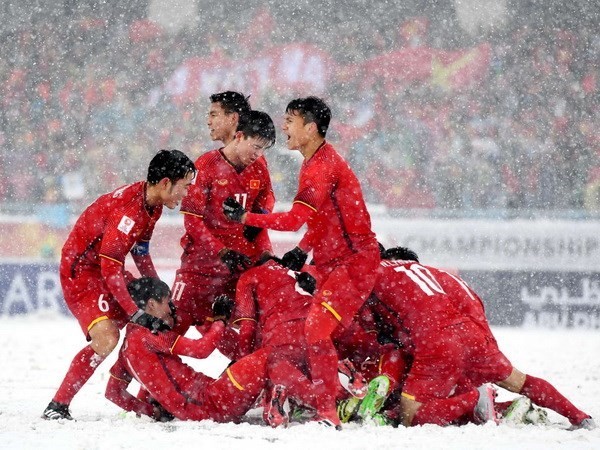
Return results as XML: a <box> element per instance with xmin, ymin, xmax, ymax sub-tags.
<box><xmin>89</xmin><ymin>326</ymin><xmax>120</xmax><ymax>357</ymax></box>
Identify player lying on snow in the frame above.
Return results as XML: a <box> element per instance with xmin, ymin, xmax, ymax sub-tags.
<box><xmin>331</xmin><ymin>245</ymin><xmax>596</xmax><ymax>430</ymax></box>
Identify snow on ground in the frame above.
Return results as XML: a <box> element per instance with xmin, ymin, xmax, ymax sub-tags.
<box><xmin>1</xmin><ymin>314</ymin><xmax>599</xmax><ymax>450</ymax></box>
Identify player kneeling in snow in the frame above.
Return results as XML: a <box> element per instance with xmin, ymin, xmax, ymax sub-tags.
<box><xmin>105</xmin><ymin>277</ymin><xmax>268</xmax><ymax>423</ymax></box>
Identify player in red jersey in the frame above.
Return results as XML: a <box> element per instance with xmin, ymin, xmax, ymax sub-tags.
<box><xmin>42</xmin><ymin>150</ymin><xmax>196</xmax><ymax>421</ymax></box>
<box><xmin>232</xmin><ymin>257</ymin><xmax>326</xmax><ymax>426</ymax></box>
<box><xmin>370</xmin><ymin>246</ymin><xmax>595</xmax><ymax>430</ymax></box>
<box><xmin>223</xmin><ymin>97</ymin><xmax>380</xmax><ymax>427</ymax></box>
<box><xmin>172</xmin><ymin>96</ymin><xmax>276</xmax><ymax>350</ymax></box>
<box><xmin>105</xmin><ymin>277</ymin><xmax>268</xmax><ymax>422</ymax></box>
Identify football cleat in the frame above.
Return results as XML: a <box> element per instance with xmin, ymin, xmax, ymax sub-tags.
<box><xmin>368</xmin><ymin>412</ymin><xmax>393</xmax><ymax>426</ymax></box>
<box><xmin>316</xmin><ymin>408</ymin><xmax>342</xmax><ymax>430</ymax></box>
<box><xmin>524</xmin><ymin>406</ymin><xmax>549</xmax><ymax>426</ymax></box>
<box><xmin>474</xmin><ymin>384</ymin><xmax>499</xmax><ymax>425</ymax></box>
<box><xmin>569</xmin><ymin>417</ymin><xmax>597</xmax><ymax>431</ymax></box>
<box><xmin>337</xmin><ymin>397</ymin><xmax>361</xmax><ymax>423</ymax></box>
<box><xmin>357</xmin><ymin>375</ymin><xmax>391</xmax><ymax>421</ymax></box>
<box><xmin>265</xmin><ymin>385</ymin><xmax>289</xmax><ymax>428</ymax></box>
<box><xmin>338</xmin><ymin>359</ymin><xmax>368</xmax><ymax>398</ymax></box>
<box><xmin>502</xmin><ymin>396</ymin><xmax>532</xmax><ymax>425</ymax></box>
<box><xmin>42</xmin><ymin>401</ymin><xmax>73</xmax><ymax>420</ymax></box>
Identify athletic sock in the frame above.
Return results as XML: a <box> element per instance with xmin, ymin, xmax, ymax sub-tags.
<box><xmin>53</xmin><ymin>345</ymin><xmax>105</xmax><ymax>405</ymax></box>
<box><xmin>308</xmin><ymin>339</ymin><xmax>339</xmax><ymax>413</ymax></box>
<box><xmin>519</xmin><ymin>374</ymin><xmax>589</xmax><ymax>425</ymax></box>
<box><xmin>411</xmin><ymin>389</ymin><xmax>479</xmax><ymax>426</ymax></box>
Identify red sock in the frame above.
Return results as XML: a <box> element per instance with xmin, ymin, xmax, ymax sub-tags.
<box><xmin>53</xmin><ymin>345</ymin><xmax>105</xmax><ymax>405</ymax></box>
<box><xmin>520</xmin><ymin>374</ymin><xmax>589</xmax><ymax>425</ymax></box>
<box><xmin>307</xmin><ymin>339</ymin><xmax>339</xmax><ymax>412</ymax></box>
<box><xmin>412</xmin><ymin>390</ymin><xmax>479</xmax><ymax>426</ymax></box>
<box><xmin>494</xmin><ymin>400</ymin><xmax>513</xmax><ymax>416</ymax></box>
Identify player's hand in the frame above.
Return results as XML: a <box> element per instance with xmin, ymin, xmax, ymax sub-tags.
<box><xmin>296</xmin><ymin>271</ymin><xmax>317</xmax><ymax>295</ymax></box>
<box><xmin>130</xmin><ymin>310</ymin><xmax>171</xmax><ymax>334</ymax></box>
<box><xmin>152</xmin><ymin>404</ymin><xmax>175</xmax><ymax>422</ymax></box>
<box><xmin>281</xmin><ymin>246</ymin><xmax>308</xmax><ymax>271</ymax></box>
<box><xmin>219</xmin><ymin>249</ymin><xmax>252</xmax><ymax>273</ymax></box>
<box><xmin>148</xmin><ymin>398</ymin><xmax>175</xmax><ymax>422</ymax></box>
<box><xmin>212</xmin><ymin>294</ymin><xmax>235</xmax><ymax>323</ymax></box>
<box><xmin>223</xmin><ymin>197</ymin><xmax>245</xmax><ymax>222</ymax></box>
<box><xmin>243</xmin><ymin>225</ymin><xmax>263</xmax><ymax>242</ymax></box>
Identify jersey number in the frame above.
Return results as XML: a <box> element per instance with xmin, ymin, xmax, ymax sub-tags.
<box><xmin>394</xmin><ymin>264</ymin><xmax>446</xmax><ymax>296</ymax></box>
<box><xmin>171</xmin><ymin>281</ymin><xmax>186</xmax><ymax>302</ymax></box>
<box><xmin>234</xmin><ymin>193</ymin><xmax>248</xmax><ymax>209</ymax></box>
<box><xmin>98</xmin><ymin>294</ymin><xmax>109</xmax><ymax>312</ymax></box>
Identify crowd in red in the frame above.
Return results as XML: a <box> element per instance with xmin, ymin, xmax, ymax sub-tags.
<box><xmin>1</xmin><ymin>4</ymin><xmax>598</xmax><ymax>216</ymax></box>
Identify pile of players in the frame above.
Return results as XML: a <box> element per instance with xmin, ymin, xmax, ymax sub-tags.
<box><xmin>42</xmin><ymin>92</ymin><xmax>596</xmax><ymax>431</ymax></box>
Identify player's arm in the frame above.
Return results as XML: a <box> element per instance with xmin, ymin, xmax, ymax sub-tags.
<box><xmin>180</xmin><ymin>169</ymin><xmax>227</xmax><ymax>256</ymax></box>
<box><xmin>240</xmin><ymin>201</ymin><xmax>314</xmax><ymax>231</ymax></box>
<box><xmin>170</xmin><ymin>321</ymin><xmax>226</xmax><ymax>359</ymax></box>
<box><xmin>130</xmin><ymin>241</ymin><xmax>159</xmax><ymax>279</ymax></box>
<box><xmin>231</xmin><ymin>273</ymin><xmax>258</xmax><ymax>358</ymax></box>
<box><xmin>100</xmin><ymin>247</ymin><xmax>138</xmax><ymax>316</ymax></box>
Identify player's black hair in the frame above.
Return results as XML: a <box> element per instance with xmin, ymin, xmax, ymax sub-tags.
<box><xmin>383</xmin><ymin>246</ymin><xmax>419</xmax><ymax>262</ymax></box>
<box><xmin>236</xmin><ymin>110</ymin><xmax>276</xmax><ymax>148</ymax></box>
<box><xmin>127</xmin><ymin>277</ymin><xmax>171</xmax><ymax>309</ymax></box>
<box><xmin>147</xmin><ymin>149</ymin><xmax>196</xmax><ymax>185</ymax></box>
<box><xmin>210</xmin><ymin>91</ymin><xmax>251</xmax><ymax>114</ymax></box>
<box><xmin>254</xmin><ymin>253</ymin><xmax>284</xmax><ymax>267</ymax></box>
<box><xmin>286</xmin><ymin>96</ymin><xmax>331</xmax><ymax>138</ymax></box>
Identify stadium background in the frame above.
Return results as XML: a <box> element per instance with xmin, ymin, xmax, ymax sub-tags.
<box><xmin>0</xmin><ymin>0</ymin><xmax>598</xmax><ymax>328</ymax></box>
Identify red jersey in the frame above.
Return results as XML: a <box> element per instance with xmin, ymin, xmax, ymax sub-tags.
<box><xmin>233</xmin><ymin>260</ymin><xmax>311</xmax><ymax>350</ymax></box>
<box><xmin>60</xmin><ymin>181</ymin><xmax>162</xmax><ymax>315</ymax></box>
<box><xmin>371</xmin><ymin>260</ymin><xmax>469</xmax><ymax>349</ymax></box>
<box><xmin>245</xmin><ymin>142</ymin><xmax>378</xmax><ymax>270</ymax></box>
<box><xmin>179</xmin><ymin>149</ymin><xmax>274</xmax><ymax>275</ymax></box>
<box><xmin>109</xmin><ymin>322</ymin><xmax>223</xmax><ymax>420</ymax></box>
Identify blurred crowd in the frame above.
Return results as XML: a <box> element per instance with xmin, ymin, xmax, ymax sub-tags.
<box><xmin>1</xmin><ymin>2</ymin><xmax>598</xmax><ymax>220</ymax></box>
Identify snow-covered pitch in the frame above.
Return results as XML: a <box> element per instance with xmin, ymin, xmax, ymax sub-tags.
<box><xmin>1</xmin><ymin>315</ymin><xmax>598</xmax><ymax>450</ymax></box>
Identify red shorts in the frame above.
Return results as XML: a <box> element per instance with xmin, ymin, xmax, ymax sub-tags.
<box><xmin>170</xmin><ymin>271</ymin><xmax>237</xmax><ymax>334</ymax></box>
<box><xmin>459</xmin><ymin>322</ymin><xmax>513</xmax><ymax>386</ymax></box>
<box><xmin>402</xmin><ymin>321</ymin><xmax>513</xmax><ymax>403</ymax></box>
<box><xmin>60</xmin><ymin>271</ymin><xmax>129</xmax><ymax>339</ymax></box>
<box><xmin>314</xmin><ymin>249</ymin><xmax>381</xmax><ymax>329</ymax></box>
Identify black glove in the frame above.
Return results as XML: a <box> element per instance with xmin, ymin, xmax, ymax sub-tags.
<box><xmin>130</xmin><ymin>310</ymin><xmax>171</xmax><ymax>334</ymax></box>
<box><xmin>296</xmin><ymin>271</ymin><xmax>317</xmax><ymax>295</ymax></box>
<box><xmin>148</xmin><ymin>398</ymin><xmax>175</xmax><ymax>422</ymax></box>
<box><xmin>212</xmin><ymin>294</ymin><xmax>235</xmax><ymax>323</ymax></box>
<box><xmin>243</xmin><ymin>225</ymin><xmax>263</xmax><ymax>242</ymax></box>
<box><xmin>281</xmin><ymin>246</ymin><xmax>308</xmax><ymax>271</ymax></box>
<box><xmin>219</xmin><ymin>249</ymin><xmax>252</xmax><ymax>273</ymax></box>
<box><xmin>243</xmin><ymin>206</ymin><xmax>268</xmax><ymax>242</ymax></box>
<box><xmin>223</xmin><ymin>197</ymin><xmax>245</xmax><ymax>222</ymax></box>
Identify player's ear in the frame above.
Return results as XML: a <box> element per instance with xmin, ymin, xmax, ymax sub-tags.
<box><xmin>158</xmin><ymin>177</ymin><xmax>171</xmax><ymax>188</ymax></box>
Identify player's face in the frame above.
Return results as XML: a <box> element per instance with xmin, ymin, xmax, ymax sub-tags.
<box><xmin>207</xmin><ymin>102</ymin><xmax>237</xmax><ymax>143</ymax></box>
<box><xmin>282</xmin><ymin>111</ymin><xmax>310</xmax><ymax>150</ymax></box>
<box><xmin>162</xmin><ymin>171</ymin><xmax>194</xmax><ymax>209</ymax></box>
<box><xmin>233</xmin><ymin>133</ymin><xmax>268</xmax><ymax>167</ymax></box>
<box><xmin>148</xmin><ymin>296</ymin><xmax>175</xmax><ymax>328</ymax></box>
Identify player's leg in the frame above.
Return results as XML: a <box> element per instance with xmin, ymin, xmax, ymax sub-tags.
<box><xmin>497</xmin><ymin>367</ymin><xmax>593</xmax><ymax>427</ymax></box>
<box><xmin>204</xmin><ymin>349</ymin><xmax>269</xmax><ymax>423</ymax></box>
<box><xmin>43</xmin><ymin>276</ymin><xmax>125</xmax><ymax>420</ymax></box>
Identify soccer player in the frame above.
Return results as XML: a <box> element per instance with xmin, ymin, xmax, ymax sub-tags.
<box><xmin>223</xmin><ymin>96</ymin><xmax>381</xmax><ymax>426</ymax></box>
<box><xmin>370</xmin><ymin>246</ymin><xmax>596</xmax><ymax>430</ymax></box>
<box><xmin>172</xmin><ymin>98</ymin><xmax>277</xmax><ymax>347</ymax></box>
<box><xmin>232</xmin><ymin>256</ymin><xmax>323</xmax><ymax>426</ymax></box>
<box><xmin>105</xmin><ymin>277</ymin><xmax>268</xmax><ymax>423</ymax></box>
<box><xmin>42</xmin><ymin>150</ymin><xmax>196</xmax><ymax>420</ymax></box>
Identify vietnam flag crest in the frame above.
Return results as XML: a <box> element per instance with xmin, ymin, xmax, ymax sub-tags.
<box><xmin>250</xmin><ymin>180</ymin><xmax>260</xmax><ymax>189</ymax></box>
